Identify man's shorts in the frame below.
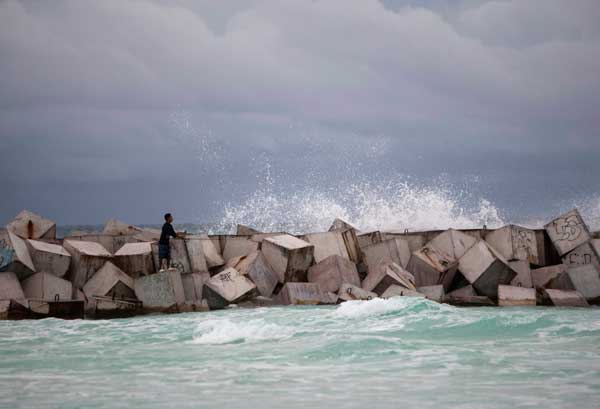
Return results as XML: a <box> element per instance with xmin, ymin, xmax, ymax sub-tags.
<box><xmin>158</xmin><ymin>244</ymin><xmax>171</xmax><ymax>259</ymax></box>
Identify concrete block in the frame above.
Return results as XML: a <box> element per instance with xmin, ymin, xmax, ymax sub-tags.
<box><xmin>417</xmin><ymin>285</ymin><xmax>445</xmax><ymax>303</ymax></box>
<box><xmin>380</xmin><ymin>285</ymin><xmax>425</xmax><ymax>299</ymax></box>
<box><xmin>363</xmin><ymin>238</ymin><xmax>411</xmax><ymax>272</ymax></box>
<box><xmin>458</xmin><ymin>241</ymin><xmax>517</xmax><ymax>299</ymax></box>
<box><xmin>181</xmin><ymin>271</ymin><xmax>210</xmax><ymax>302</ymax></box>
<box><xmin>183</xmin><ymin>237</ymin><xmax>210</xmax><ymax>273</ymax></box>
<box><xmin>545</xmin><ymin>209</ymin><xmax>591</xmax><ymax>256</ymax></box>
<box><xmin>114</xmin><ymin>242</ymin><xmax>155</xmax><ymax>278</ymax></box>
<box><xmin>21</xmin><ymin>272</ymin><xmax>72</xmax><ymax>301</ymax></box>
<box><xmin>357</xmin><ymin>231</ymin><xmax>384</xmax><ymax>249</ymax></box>
<box><xmin>329</xmin><ymin>218</ymin><xmax>360</xmax><ymax>232</ymax></box>
<box><xmin>0</xmin><ymin>229</ymin><xmax>14</xmax><ymax>271</ymax></box>
<box><xmin>407</xmin><ymin>229</ymin><xmax>477</xmax><ymax>290</ymax></box>
<box><xmin>0</xmin><ymin>272</ymin><xmax>25</xmax><ymax>301</ymax></box>
<box><xmin>134</xmin><ymin>269</ymin><xmax>185</xmax><ymax>311</ymax></box>
<box><xmin>273</xmin><ymin>282</ymin><xmax>324</xmax><ymax>305</ymax></box>
<box><xmin>508</xmin><ymin>260</ymin><xmax>533</xmax><ymax>288</ymax></box>
<box><xmin>236</xmin><ymin>225</ymin><xmax>261</xmax><ymax>235</ymax></box>
<box><xmin>531</xmin><ymin>264</ymin><xmax>574</xmax><ymax>290</ymax></box>
<box><xmin>337</xmin><ymin>283</ymin><xmax>377</xmax><ymax>302</ymax></box>
<box><xmin>566</xmin><ymin>264</ymin><xmax>600</xmax><ymax>303</ymax></box>
<box><xmin>362</xmin><ymin>259</ymin><xmax>416</xmax><ymax>295</ymax></box>
<box><xmin>0</xmin><ymin>299</ymin><xmax>31</xmax><ymax>320</ymax></box>
<box><xmin>339</xmin><ymin>228</ymin><xmax>362</xmax><ymax>264</ymax></box>
<box><xmin>65</xmin><ymin>233</ymin><xmax>136</xmax><ymax>255</ymax></box>
<box><xmin>151</xmin><ymin>238</ymin><xmax>190</xmax><ymax>274</ymax></box>
<box><xmin>534</xmin><ymin>229</ymin><xmax>562</xmax><ymax>267</ymax></box>
<box><xmin>307</xmin><ymin>255</ymin><xmax>360</xmax><ymax>293</ymax></box>
<box><xmin>383</xmin><ymin>232</ymin><xmax>427</xmax><ymax>253</ymax></box>
<box><xmin>86</xmin><ymin>296</ymin><xmax>142</xmax><ymax>319</ymax></box>
<box><xmin>6</xmin><ymin>210</ymin><xmax>56</xmax><ymax>240</ymax></box>
<box><xmin>102</xmin><ymin>219</ymin><xmax>142</xmax><ymax>236</ymax></box>
<box><xmin>446</xmin><ymin>285</ymin><xmax>477</xmax><ymax>298</ymax></box>
<box><xmin>83</xmin><ymin>261</ymin><xmax>135</xmax><ymax>300</ymax></box>
<box><xmin>302</xmin><ymin>231</ymin><xmax>350</xmax><ymax>263</ymax></box>
<box><xmin>203</xmin><ymin>267</ymin><xmax>257</xmax><ymax>309</ymax></box>
<box><xmin>485</xmin><ymin>225</ymin><xmax>539</xmax><ymax>264</ymax></box>
<box><xmin>542</xmin><ymin>289</ymin><xmax>589</xmax><ymax>307</ymax></box>
<box><xmin>262</xmin><ymin>234</ymin><xmax>314</xmax><ymax>283</ymax></box>
<box><xmin>26</xmin><ymin>239</ymin><xmax>71</xmax><ymax>278</ymax></box>
<box><xmin>227</xmin><ymin>251</ymin><xmax>279</xmax><ymax>298</ymax></box>
<box><xmin>562</xmin><ymin>242</ymin><xmax>600</xmax><ymax>270</ymax></box>
<box><xmin>222</xmin><ymin>236</ymin><xmax>260</xmax><ymax>262</ymax></box>
<box><xmin>64</xmin><ymin>240</ymin><xmax>112</xmax><ymax>289</ymax></box>
<box><xmin>445</xmin><ymin>294</ymin><xmax>495</xmax><ymax>306</ymax></box>
<box><xmin>0</xmin><ymin>232</ymin><xmax>36</xmax><ymax>280</ymax></box>
<box><xmin>187</xmin><ymin>235</ymin><xmax>224</xmax><ymax>268</ymax></box>
<box><xmin>497</xmin><ymin>285</ymin><xmax>536</xmax><ymax>306</ymax></box>
<box><xmin>28</xmin><ymin>300</ymin><xmax>84</xmax><ymax>319</ymax></box>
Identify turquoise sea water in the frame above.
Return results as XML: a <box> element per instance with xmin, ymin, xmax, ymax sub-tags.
<box><xmin>1</xmin><ymin>297</ymin><xmax>600</xmax><ymax>409</ymax></box>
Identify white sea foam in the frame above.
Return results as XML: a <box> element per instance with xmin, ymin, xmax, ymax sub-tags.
<box><xmin>332</xmin><ymin>297</ymin><xmax>419</xmax><ymax>319</ymax></box>
<box><xmin>191</xmin><ymin>318</ymin><xmax>294</xmax><ymax>345</ymax></box>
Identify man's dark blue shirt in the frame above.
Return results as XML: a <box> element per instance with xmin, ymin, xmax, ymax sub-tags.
<box><xmin>159</xmin><ymin>222</ymin><xmax>177</xmax><ymax>245</ymax></box>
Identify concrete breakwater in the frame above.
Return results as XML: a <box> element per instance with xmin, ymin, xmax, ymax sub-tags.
<box><xmin>1</xmin><ymin>209</ymin><xmax>599</xmax><ymax>320</ymax></box>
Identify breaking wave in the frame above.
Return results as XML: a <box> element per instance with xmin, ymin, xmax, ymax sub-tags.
<box><xmin>191</xmin><ymin>318</ymin><xmax>294</xmax><ymax>345</ymax></box>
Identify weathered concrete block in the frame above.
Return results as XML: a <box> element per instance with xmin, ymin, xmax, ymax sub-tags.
<box><xmin>26</xmin><ymin>239</ymin><xmax>71</xmax><ymax>278</ymax></box>
<box><xmin>541</xmin><ymin>289</ymin><xmax>589</xmax><ymax>307</ymax></box>
<box><xmin>337</xmin><ymin>283</ymin><xmax>377</xmax><ymax>302</ymax></box>
<box><xmin>274</xmin><ymin>282</ymin><xmax>324</xmax><ymax>305</ymax></box>
<box><xmin>565</xmin><ymin>264</ymin><xmax>600</xmax><ymax>303</ymax></box>
<box><xmin>302</xmin><ymin>231</ymin><xmax>350</xmax><ymax>263</ymax></box>
<box><xmin>339</xmin><ymin>228</ymin><xmax>362</xmax><ymax>264</ymax></box>
<box><xmin>102</xmin><ymin>219</ymin><xmax>142</xmax><ymax>236</ymax></box>
<box><xmin>534</xmin><ymin>229</ymin><xmax>562</xmax><ymax>267</ymax></box>
<box><xmin>222</xmin><ymin>236</ymin><xmax>260</xmax><ymax>262</ymax></box>
<box><xmin>183</xmin><ymin>237</ymin><xmax>209</xmax><ymax>273</ymax></box>
<box><xmin>151</xmin><ymin>238</ymin><xmax>190</xmax><ymax>274</ymax></box>
<box><xmin>262</xmin><ymin>234</ymin><xmax>314</xmax><ymax>283</ymax></box>
<box><xmin>383</xmin><ymin>232</ymin><xmax>427</xmax><ymax>253</ymax></box>
<box><xmin>0</xmin><ymin>299</ymin><xmax>30</xmax><ymax>320</ymax></box>
<box><xmin>6</xmin><ymin>210</ymin><xmax>56</xmax><ymax>240</ymax></box>
<box><xmin>508</xmin><ymin>260</ymin><xmax>533</xmax><ymax>288</ymax></box>
<box><xmin>227</xmin><ymin>251</ymin><xmax>279</xmax><ymax>298</ymax></box>
<box><xmin>187</xmin><ymin>235</ymin><xmax>224</xmax><ymax>269</ymax></box>
<box><xmin>445</xmin><ymin>294</ymin><xmax>495</xmax><ymax>306</ymax></box>
<box><xmin>203</xmin><ymin>267</ymin><xmax>257</xmax><ymax>309</ymax></box>
<box><xmin>362</xmin><ymin>259</ymin><xmax>416</xmax><ymax>295</ymax></box>
<box><xmin>417</xmin><ymin>285</ymin><xmax>445</xmax><ymax>303</ymax></box>
<box><xmin>86</xmin><ymin>296</ymin><xmax>142</xmax><ymax>319</ymax></box>
<box><xmin>458</xmin><ymin>241</ymin><xmax>517</xmax><ymax>299</ymax></box>
<box><xmin>357</xmin><ymin>231</ymin><xmax>384</xmax><ymax>249</ymax></box>
<box><xmin>134</xmin><ymin>269</ymin><xmax>185</xmax><ymax>311</ymax></box>
<box><xmin>21</xmin><ymin>272</ymin><xmax>72</xmax><ymax>301</ymax></box>
<box><xmin>545</xmin><ymin>209</ymin><xmax>591</xmax><ymax>256</ymax></box>
<box><xmin>0</xmin><ymin>232</ymin><xmax>36</xmax><ymax>279</ymax></box>
<box><xmin>114</xmin><ymin>242</ymin><xmax>155</xmax><ymax>278</ymax></box>
<box><xmin>83</xmin><ymin>261</ymin><xmax>135</xmax><ymax>300</ymax></box>
<box><xmin>562</xmin><ymin>242</ymin><xmax>600</xmax><ymax>270</ymax></box>
<box><xmin>236</xmin><ymin>224</ymin><xmax>261</xmax><ymax>235</ymax></box>
<box><xmin>407</xmin><ymin>229</ymin><xmax>477</xmax><ymax>290</ymax></box>
<box><xmin>64</xmin><ymin>240</ymin><xmax>112</xmax><ymax>289</ymax></box>
<box><xmin>381</xmin><ymin>285</ymin><xmax>425</xmax><ymax>299</ymax></box>
<box><xmin>329</xmin><ymin>218</ymin><xmax>360</xmax><ymax>232</ymax></box>
<box><xmin>307</xmin><ymin>255</ymin><xmax>360</xmax><ymax>293</ymax></box>
<box><xmin>498</xmin><ymin>285</ymin><xmax>536</xmax><ymax>306</ymax></box>
<box><xmin>485</xmin><ymin>225</ymin><xmax>539</xmax><ymax>265</ymax></box>
<box><xmin>181</xmin><ymin>271</ymin><xmax>210</xmax><ymax>302</ymax></box>
<box><xmin>28</xmin><ymin>299</ymin><xmax>84</xmax><ymax>319</ymax></box>
<box><xmin>65</xmin><ymin>233</ymin><xmax>136</xmax><ymax>255</ymax></box>
<box><xmin>531</xmin><ymin>264</ymin><xmax>574</xmax><ymax>290</ymax></box>
<box><xmin>446</xmin><ymin>285</ymin><xmax>477</xmax><ymax>298</ymax></box>
<box><xmin>0</xmin><ymin>229</ymin><xmax>14</xmax><ymax>271</ymax></box>
<box><xmin>0</xmin><ymin>272</ymin><xmax>25</xmax><ymax>301</ymax></box>
<box><xmin>363</xmin><ymin>238</ymin><xmax>411</xmax><ymax>272</ymax></box>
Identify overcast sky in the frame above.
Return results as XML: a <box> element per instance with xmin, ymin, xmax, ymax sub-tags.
<box><xmin>1</xmin><ymin>0</ymin><xmax>599</xmax><ymax>228</ymax></box>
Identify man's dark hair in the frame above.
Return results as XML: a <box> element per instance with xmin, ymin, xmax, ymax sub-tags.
<box><xmin>164</xmin><ymin>213</ymin><xmax>172</xmax><ymax>221</ymax></box>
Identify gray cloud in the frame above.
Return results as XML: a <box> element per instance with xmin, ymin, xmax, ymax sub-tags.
<box><xmin>1</xmin><ymin>0</ymin><xmax>599</xmax><ymax>225</ymax></box>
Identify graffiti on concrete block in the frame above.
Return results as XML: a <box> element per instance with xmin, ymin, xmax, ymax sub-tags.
<box><xmin>552</xmin><ymin>215</ymin><xmax>584</xmax><ymax>242</ymax></box>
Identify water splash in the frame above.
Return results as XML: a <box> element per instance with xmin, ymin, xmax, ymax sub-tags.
<box><xmin>191</xmin><ymin>318</ymin><xmax>294</xmax><ymax>345</ymax></box>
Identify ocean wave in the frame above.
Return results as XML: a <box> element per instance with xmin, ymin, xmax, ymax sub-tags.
<box><xmin>331</xmin><ymin>297</ymin><xmax>450</xmax><ymax>320</ymax></box>
<box><xmin>191</xmin><ymin>318</ymin><xmax>295</xmax><ymax>345</ymax></box>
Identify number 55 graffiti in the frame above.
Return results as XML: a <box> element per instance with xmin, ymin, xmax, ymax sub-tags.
<box><xmin>552</xmin><ymin>215</ymin><xmax>583</xmax><ymax>242</ymax></box>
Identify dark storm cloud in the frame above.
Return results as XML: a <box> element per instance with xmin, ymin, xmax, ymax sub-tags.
<box><xmin>0</xmin><ymin>0</ymin><xmax>599</xmax><ymax>224</ymax></box>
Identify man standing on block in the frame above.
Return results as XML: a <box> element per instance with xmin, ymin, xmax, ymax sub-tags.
<box><xmin>159</xmin><ymin>213</ymin><xmax>185</xmax><ymax>270</ymax></box>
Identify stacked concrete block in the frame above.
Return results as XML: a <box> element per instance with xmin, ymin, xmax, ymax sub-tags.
<box><xmin>565</xmin><ymin>264</ymin><xmax>600</xmax><ymax>303</ymax></box>
<box><xmin>407</xmin><ymin>229</ymin><xmax>477</xmax><ymax>290</ymax></box>
<box><xmin>485</xmin><ymin>225</ymin><xmax>539</xmax><ymax>265</ymax></box>
<box><xmin>381</xmin><ymin>285</ymin><xmax>425</xmax><ymax>299</ymax></box>
<box><xmin>362</xmin><ymin>259</ymin><xmax>416</xmax><ymax>296</ymax></box>
<box><xmin>545</xmin><ymin>209</ymin><xmax>591</xmax><ymax>257</ymax></box>
<box><xmin>337</xmin><ymin>283</ymin><xmax>377</xmax><ymax>302</ymax></box>
<box><xmin>357</xmin><ymin>231</ymin><xmax>383</xmax><ymax>249</ymax></box>
<box><xmin>531</xmin><ymin>264</ymin><xmax>574</xmax><ymax>290</ymax></box>
<box><xmin>561</xmin><ymin>242</ymin><xmax>600</xmax><ymax>270</ymax></box>
<box><xmin>134</xmin><ymin>269</ymin><xmax>185</xmax><ymax>311</ymax></box>
<box><xmin>339</xmin><ymin>228</ymin><xmax>362</xmax><ymax>264</ymax></box>
<box><xmin>181</xmin><ymin>271</ymin><xmax>209</xmax><ymax>302</ymax></box>
<box><xmin>458</xmin><ymin>241</ymin><xmax>517</xmax><ymax>299</ymax></box>
<box><xmin>445</xmin><ymin>284</ymin><xmax>494</xmax><ymax>306</ymax></box>
<box><xmin>236</xmin><ymin>225</ymin><xmax>261</xmax><ymax>235</ymax></box>
<box><xmin>114</xmin><ymin>242</ymin><xmax>155</xmax><ymax>278</ymax></box>
<box><xmin>497</xmin><ymin>285</ymin><xmax>536</xmax><ymax>306</ymax></box>
<box><xmin>0</xmin><ymin>229</ymin><xmax>13</xmax><ymax>271</ymax></box>
<box><xmin>83</xmin><ymin>262</ymin><xmax>136</xmax><ymax>300</ymax></box>
<box><xmin>222</xmin><ymin>236</ymin><xmax>260</xmax><ymax>262</ymax></box>
<box><xmin>28</xmin><ymin>299</ymin><xmax>84</xmax><ymax>319</ymax></box>
<box><xmin>6</xmin><ymin>210</ymin><xmax>56</xmax><ymax>240</ymax></box>
<box><xmin>203</xmin><ymin>267</ymin><xmax>257</xmax><ymax>310</ymax></box>
<box><xmin>0</xmin><ymin>232</ymin><xmax>36</xmax><ymax>279</ymax></box>
<box><xmin>184</xmin><ymin>237</ymin><xmax>210</xmax><ymax>273</ymax></box>
<box><xmin>0</xmin><ymin>272</ymin><xmax>26</xmax><ymax>302</ymax></box>
<box><xmin>274</xmin><ymin>282</ymin><xmax>324</xmax><ymax>305</ymax></box>
<box><xmin>21</xmin><ymin>272</ymin><xmax>72</xmax><ymax>301</ymax></box>
<box><xmin>65</xmin><ymin>233</ymin><xmax>135</xmax><ymax>255</ymax></box>
<box><xmin>307</xmin><ymin>255</ymin><xmax>360</xmax><ymax>293</ymax></box>
<box><xmin>64</xmin><ymin>240</ymin><xmax>112</xmax><ymax>289</ymax></box>
<box><xmin>0</xmin><ymin>299</ymin><xmax>31</xmax><ymax>320</ymax></box>
<box><xmin>541</xmin><ymin>289</ymin><xmax>589</xmax><ymax>307</ymax></box>
<box><xmin>417</xmin><ymin>285</ymin><xmax>445</xmax><ymax>303</ymax></box>
<box><xmin>384</xmin><ymin>232</ymin><xmax>427</xmax><ymax>253</ymax></box>
<box><xmin>262</xmin><ymin>234</ymin><xmax>314</xmax><ymax>283</ymax></box>
<box><xmin>508</xmin><ymin>260</ymin><xmax>533</xmax><ymax>288</ymax></box>
<box><xmin>534</xmin><ymin>230</ymin><xmax>562</xmax><ymax>267</ymax></box>
<box><xmin>302</xmin><ymin>231</ymin><xmax>350</xmax><ymax>264</ymax></box>
<box><xmin>26</xmin><ymin>239</ymin><xmax>71</xmax><ymax>278</ymax></box>
<box><xmin>187</xmin><ymin>235</ymin><xmax>224</xmax><ymax>269</ymax></box>
<box><xmin>363</xmin><ymin>238</ymin><xmax>411</xmax><ymax>273</ymax></box>
<box><xmin>151</xmin><ymin>238</ymin><xmax>191</xmax><ymax>274</ymax></box>
<box><xmin>227</xmin><ymin>251</ymin><xmax>279</xmax><ymax>298</ymax></box>
<box><xmin>329</xmin><ymin>218</ymin><xmax>360</xmax><ymax>232</ymax></box>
